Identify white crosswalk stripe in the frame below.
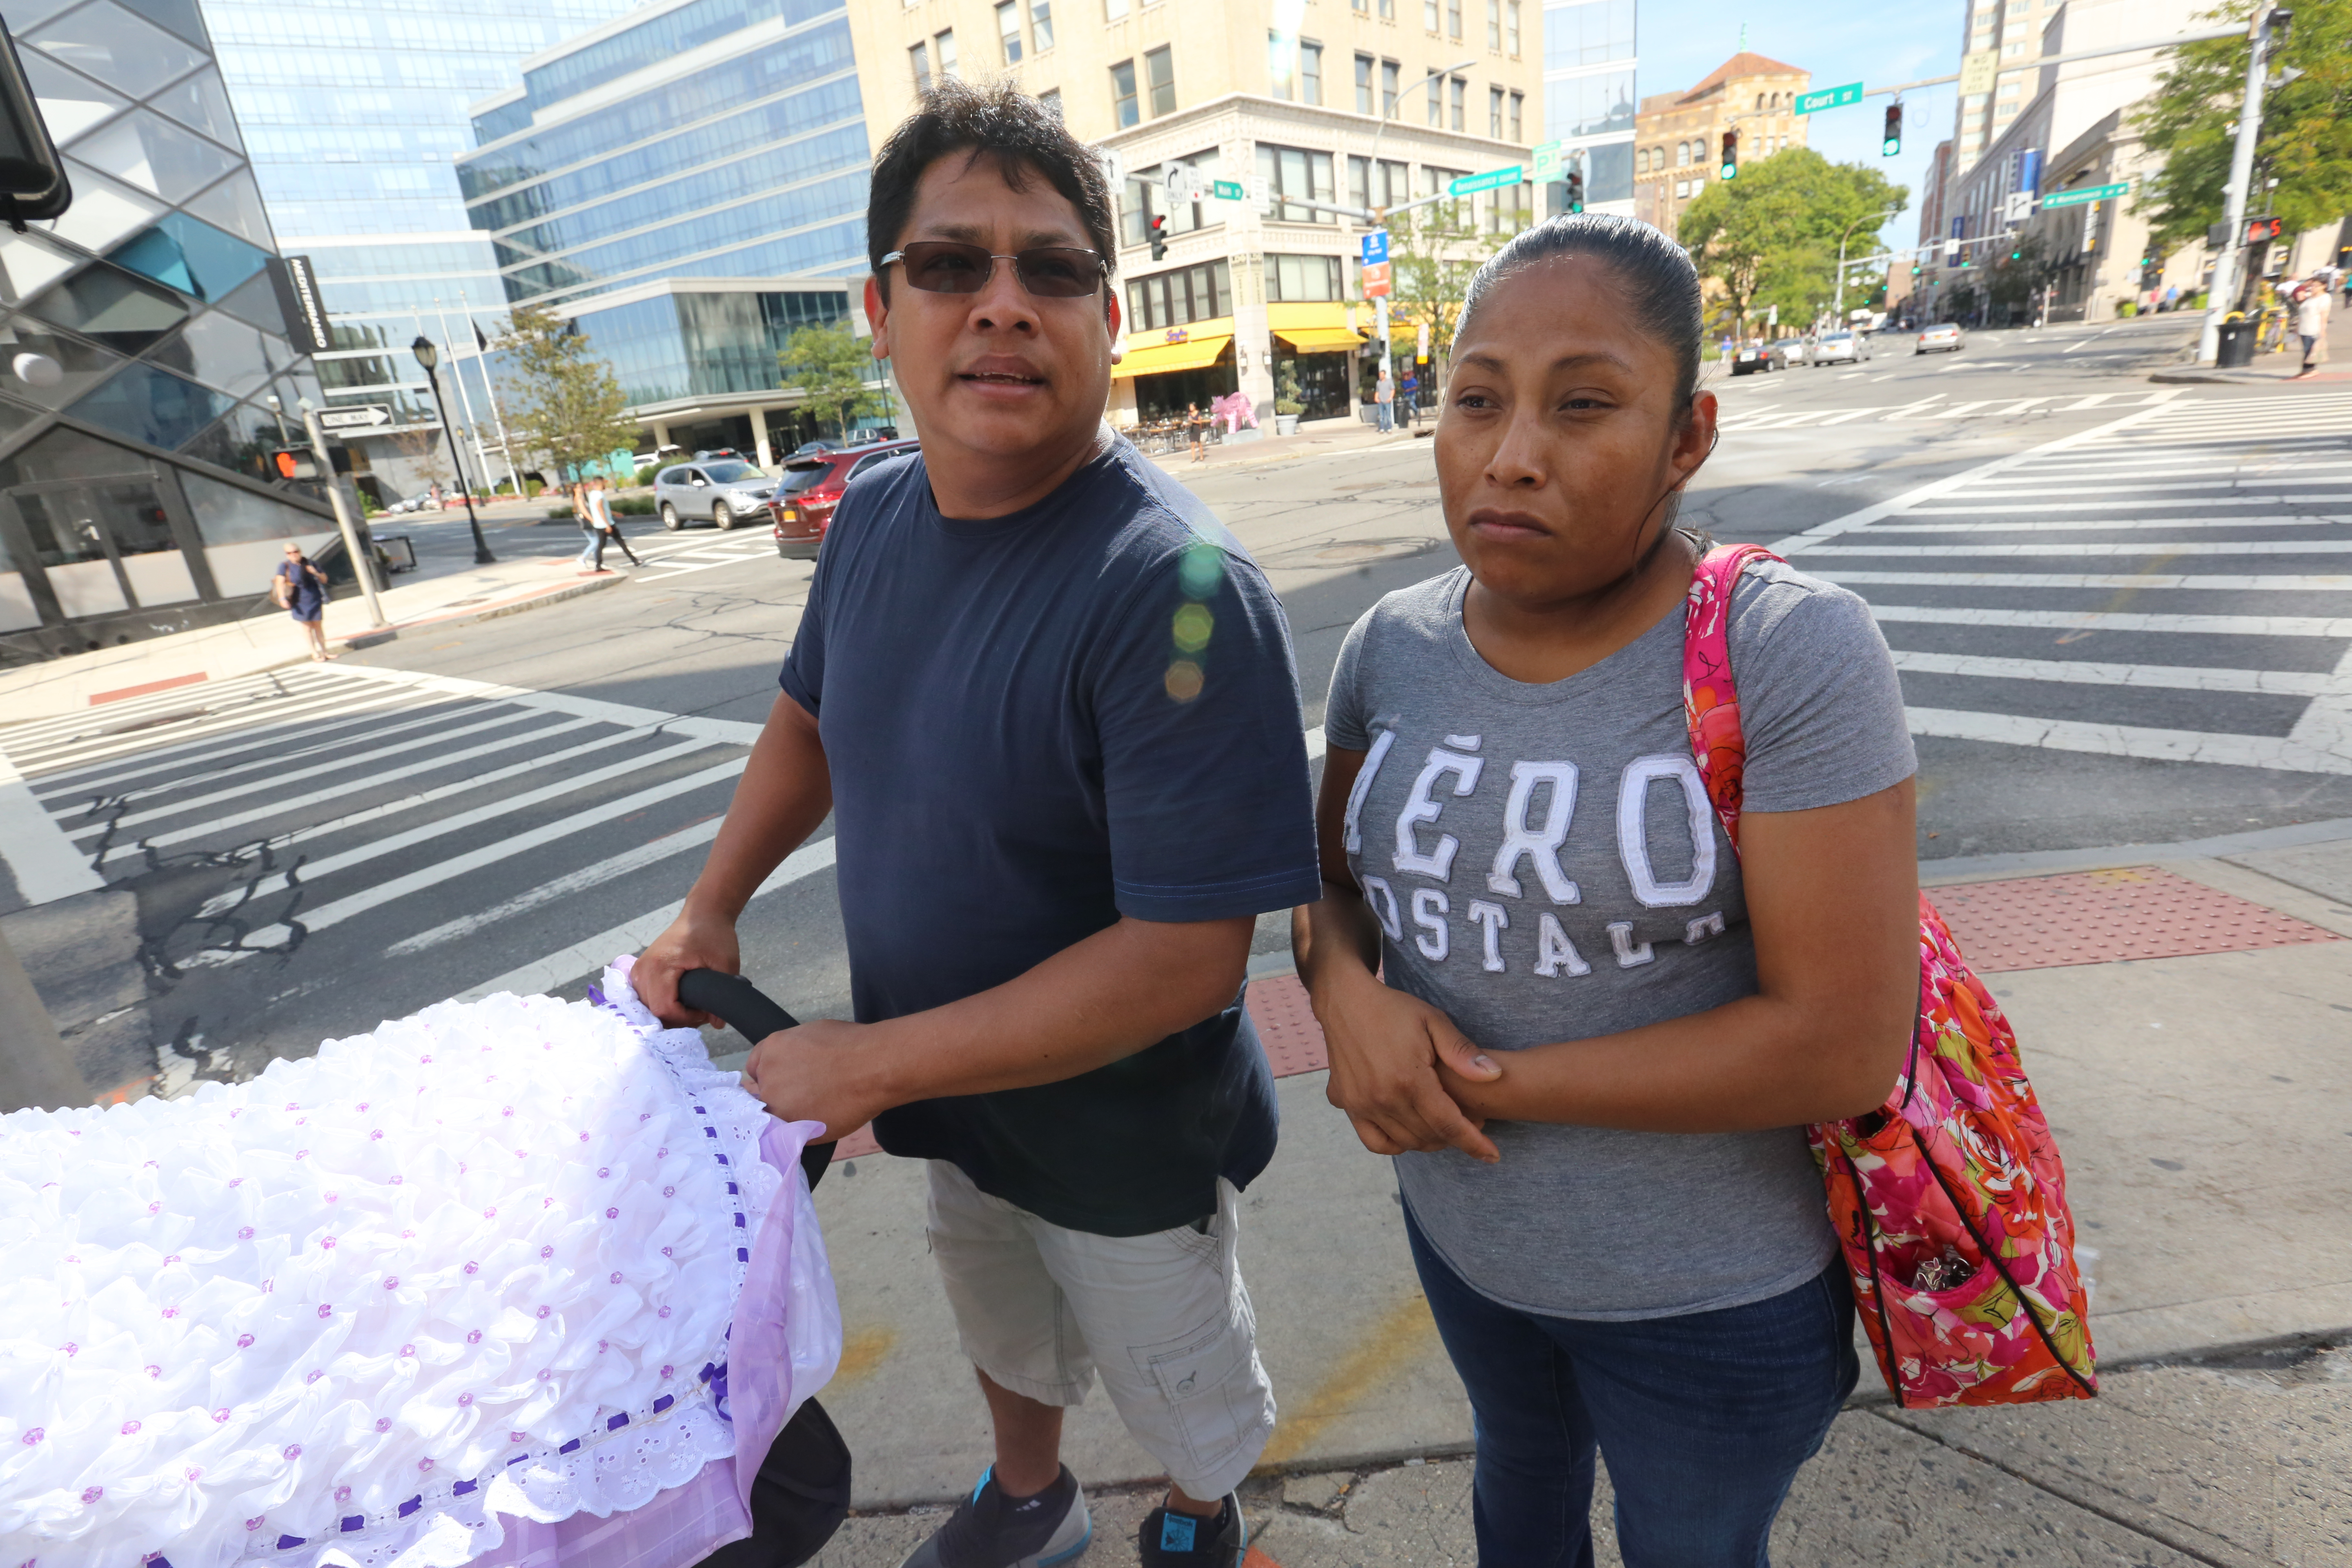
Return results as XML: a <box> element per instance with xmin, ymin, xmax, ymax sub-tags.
<box><xmin>1775</xmin><ymin>392</ymin><xmax>2352</xmax><ymax>775</ymax></box>
<box><xmin>1722</xmin><ymin>389</ymin><xmax>2184</xmax><ymax>432</ymax></box>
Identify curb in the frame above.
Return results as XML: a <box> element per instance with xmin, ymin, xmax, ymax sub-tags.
<box><xmin>1919</xmin><ymin>814</ymin><xmax>2352</xmax><ymax>883</ymax></box>
<box><xmin>339</xmin><ymin>570</ymin><xmax>627</xmax><ymax>652</ymax></box>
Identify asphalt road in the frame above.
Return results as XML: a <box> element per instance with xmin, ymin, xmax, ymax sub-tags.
<box><xmin>7</xmin><ymin>311</ymin><xmax>2349</xmax><ymax>1087</ymax></box>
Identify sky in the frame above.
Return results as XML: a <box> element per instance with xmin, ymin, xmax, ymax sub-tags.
<box><xmin>1635</xmin><ymin>2</ymin><xmax>1971</xmax><ymax>253</ymax></box>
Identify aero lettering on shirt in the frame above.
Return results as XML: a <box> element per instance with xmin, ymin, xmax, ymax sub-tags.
<box><xmin>1360</xmin><ymin>727</ymin><xmax>1728</xmax><ymax>977</ymax></box>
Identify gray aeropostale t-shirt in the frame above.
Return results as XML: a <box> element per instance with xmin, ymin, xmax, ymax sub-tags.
<box><xmin>1323</xmin><ymin>559</ymin><xmax>1917</xmax><ymax>1320</ymax></box>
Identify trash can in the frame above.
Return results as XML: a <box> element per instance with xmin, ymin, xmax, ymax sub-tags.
<box><xmin>2216</xmin><ymin>319</ymin><xmax>2258</xmax><ymax>368</ymax></box>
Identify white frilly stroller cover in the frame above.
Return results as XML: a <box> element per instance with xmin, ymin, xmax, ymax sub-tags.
<box><xmin>0</xmin><ymin>958</ymin><xmax>841</xmax><ymax>1568</ymax></box>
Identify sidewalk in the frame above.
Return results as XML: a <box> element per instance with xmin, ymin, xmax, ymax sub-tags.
<box><xmin>2152</xmin><ymin>296</ymin><xmax>2352</xmax><ymax>385</ymax></box>
<box><xmin>1141</xmin><ymin>413</ymin><xmax>1432</xmax><ymax>477</ymax></box>
<box><xmin>0</xmin><ymin>541</ymin><xmax>623</xmax><ymax>724</ymax></box>
<box><xmin>808</xmin><ymin>825</ymin><xmax>2352</xmax><ymax>1566</ymax></box>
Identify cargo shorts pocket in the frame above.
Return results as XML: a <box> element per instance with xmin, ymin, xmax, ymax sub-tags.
<box><xmin>1126</xmin><ymin>1305</ymin><xmax>1265</xmax><ymax>1481</ymax></box>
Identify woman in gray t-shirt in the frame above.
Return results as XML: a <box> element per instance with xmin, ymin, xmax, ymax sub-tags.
<box><xmin>1294</xmin><ymin>215</ymin><xmax>1920</xmax><ymax>1565</ymax></box>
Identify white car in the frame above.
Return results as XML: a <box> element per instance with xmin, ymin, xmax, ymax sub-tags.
<box><xmin>1808</xmin><ymin>330</ymin><xmax>1871</xmax><ymax>366</ymax></box>
<box><xmin>1916</xmin><ymin>323</ymin><xmax>1965</xmax><ymax>354</ymax></box>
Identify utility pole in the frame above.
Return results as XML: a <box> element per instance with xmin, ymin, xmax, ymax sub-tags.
<box><xmin>299</xmin><ymin>398</ymin><xmax>387</xmax><ymax>628</ymax></box>
<box><xmin>2200</xmin><ymin>5</ymin><xmax>2285</xmax><ymax>363</ymax></box>
<box><xmin>1834</xmin><ymin>207</ymin><xmax>1901</xmax><ymax>325</ymax></box>
<box><xmin>0</xmin><ymin>929</ymin><xmax>90</xmax><ymax>1114</ymax></box>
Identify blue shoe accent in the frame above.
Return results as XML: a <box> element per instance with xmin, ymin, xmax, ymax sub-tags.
<box><xmin>1159</xmin><ymin>1515</ymin><xmax>1198</xmax><ymax>1554</ymax></box>
<box><xmin>1039</xmin><ymin>1521</ymin><xmax>1093</xmax><ymax>1566</ymax></box>
<box><xmin>971</xmin><ymin>1466</ymin><xmax>993</xmax><ymax>1506</ymax></box>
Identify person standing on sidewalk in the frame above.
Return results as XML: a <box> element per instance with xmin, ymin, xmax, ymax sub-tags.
<box><xmin>1375</xmin><ymin>366</ymin><xmax>1395</xmax><ymax>432</ymax></box>
<box><xmin>1185</xmin><ymin>399</ymin><xmax>1207</xmax><ymax>463</ymax></box>
<box><xmin>1294</xmin><ymin>214</ymin><xmax>1920</xmax><ymax>1567</ymax></box>
<box><xmin>2295</xmin><ymin>281</ymin><xmax>2331</xmax><ymax>377</ymax></box>
<box><xmin>272</xmin><ymin>541</ymin><xmax>333</xmax><ymax>661</ymax></box>
<box><xmin>586</xmin><ymin>475</ymin><xmax>642</xmax><ymax>568</ymax></box>
<box><xmin>635</xmin><ymin>78</ymin><xmax>1319</xmax><ymax>1568</ymax></box>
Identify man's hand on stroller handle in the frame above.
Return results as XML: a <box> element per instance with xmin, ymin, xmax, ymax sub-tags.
<box><xmin>743</xmin><ymin>1018</ymin><xmax>888</xmax><ymax>1139</ymax></box>
<box><xmin>637</xmin><ymin>910</ymin><xmax>742</xmax><ymax>1027</ymax></box>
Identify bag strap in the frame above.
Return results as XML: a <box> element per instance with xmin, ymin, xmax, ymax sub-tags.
<box><xmin>1680</xmin><ymin>542</ymin><xmax>1785</xmax><ymax>856</ymax></box>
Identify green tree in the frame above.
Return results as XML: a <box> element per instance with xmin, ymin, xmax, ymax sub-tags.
<box><xmin>2135</xmin><ymin>2</ymin><xmax>2352</xmax><ymax>265</ymax></box>
<box><xmin>499</xmin><ymin>304</ymin><xmax>637</xmax><ymax>482</ymax></box>
<box><xmin>1383</xmin><ymin>203</ymin><xmax>1510</xmax><ymax>359</ymax></box>
<box><xmin>777</xmin><ymin>324</ymin><xmax>886</xmax><ymax>439</ymax></box>
<box><xmin>1676</xmin><ymin>149</ymin><xmax>1907</xmax><ymax>336</ymax></box>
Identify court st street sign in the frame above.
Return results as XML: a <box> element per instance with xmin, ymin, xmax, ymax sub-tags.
<box><xmin>1793</xmin><ymin>82</ymin><xmax>1863</xmax><ymax>115</ymax></box>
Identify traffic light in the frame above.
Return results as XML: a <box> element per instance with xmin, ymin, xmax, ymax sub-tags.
<box><xmin>268</xmin><ymin>448</ymin><xmax>318</xmax><ymax>481</ymax></box>
<box><xmin>1565</xmin><ymin>169</ymin><xmax>1584</xmax><ymax>214</ymax></box>
<box><xmin>1719</xmin><ymin>127</ymin><xmax>1738</xmax><ymax>180</ymax></box>
<box><xmin>1911</xmin><ymin>263</ymin><xmax>1922</xmax><ymax>276</ymax></box>
<box><xmin>1882</xmin><ymin>102</ymin><xmax>1902</xmax><ymax>157</ymax></box>
<box><xmin>2247</xmin><ymin>216</ymin><xmax>2283</xmax><ymax>243</ymax></box>
<box><xmin>1148</xmin><ymin>214</ymin><xmax>1168</xmax><ymax>260</ymax></box>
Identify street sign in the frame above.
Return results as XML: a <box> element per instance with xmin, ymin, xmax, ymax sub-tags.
<box><xmin>267</xmin><ymin>255</ymin><xmax>332</xmax><ymax>355</ymax></box>
<box><xmin>317</xmin><ymin>403</ymin><xmax>393</xmax><ymax>431</ymax></box>
<box><xmin>2040</xmin><ymin>180</ymin><xmax>2129</xmax><ymax>209</ymax></box>
<box><xmin>1211</xmin><ymin>178</ymin><xmax>1245</xmax><ymax>201</ymax></box>
<box><xmin>1958</xmin><ymin>49</ymin><xmax>1998</xmax><ymax>96</ymax></box>
<box><xmin>1448</xmin><ymin>165</ymin><xmax>1523</xmax><ymax>197</ymax></box>
<box><xmin>1360</xmin><ymin>230</ymin><xmax>1389</xmax><ymax>265</ymax></box>
<box><xmin>1095</xmin><ymin>147</ymin><xmax>1125</xmax><ymax>190</ymax></box>
<box><xmin>1530</xmin><ymin>139</ymin><xmax>1563</xmax><ymax>184</ymax></box>
<box><xmin>1792</xmin><ymin>81</ymin><xmax>1862</xmax><ymax>115</ymax></box>
<box><xmin>2002</xmin><ymin>190</ymin><xmax>2035</xmax><ymax>223</ymax></box>
<box><xmin>1360</xmin><ymin>261</ymin><xmax>1392</xmax><ymax>298</ymax></box>
<box><xmin>1247</xmin><ymin>174</ymin><xmax>1270</xmax><ymax>214</ymax></box>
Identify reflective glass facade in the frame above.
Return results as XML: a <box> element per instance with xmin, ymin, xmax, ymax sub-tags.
<box><xmin>578</xmin><ymin>286</ymin><xmax>850</xmax><ymax>408</ymax></box>
<box><xmin>457</xmin><ymin>0</ymin><xmax>871</xmax><ymax>316</ymax></box>
<box><xmin>2</xmin><ymin>0</ymin><xmax>341</xmax><ymax>665</ymax></box>
<box><xmin>199</xmin><ymin>0</ymin><xmax>638</xmax><ymax>461</ymax></box>
<box><xmin>1542</xmin><ymin>0</ymin><xmax>1636</xmax><ymax>208</ymax></box>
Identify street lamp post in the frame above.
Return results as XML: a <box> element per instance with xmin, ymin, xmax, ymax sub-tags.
<box><xmin>2199</xmin><ymin>5</ymin><xmax>2285</xmax><ymax>363</ymax></box>
<box><xmin>1365</xmin><ymin>58</ymin><xmax>1477</xmax><ymax>385</ymax></box>
<box><xmin>412</xmin><ymin>334</ymin><xmax>495</xmax><ymax>565</ymax></box>
<box><xmin>1833</xmin><ymin>207</ymin><xmax>1901</xmax><ymax>325</ymax></box>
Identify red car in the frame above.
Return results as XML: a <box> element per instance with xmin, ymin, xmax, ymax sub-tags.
<box><xmin>767</xmin><ymin>438</ymin><xmax>919</xmax><ymax>559</ymax></box>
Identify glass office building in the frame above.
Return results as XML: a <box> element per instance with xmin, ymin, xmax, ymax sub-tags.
<box><xmin>1543</xmin><ymin>0</ymin><xmax>1637</xmax><ymax>213</ymax></box>
<box><xmin>1</xmin><ymin>0</ymin><xmax>341</xmax><ymax>665</ymax></box>
<box><xmin>200</xmin><ymin>0</ymin><xmax>638</xmax><ymax>498</ymax></box>
<box><xmin>457</xmin><ymin>0</ymin><xmax>875</xmax><ymax>464</ymax></box>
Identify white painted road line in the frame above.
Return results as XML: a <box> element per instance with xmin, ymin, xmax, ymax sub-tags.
<box><xmin>40</xmin><ymin>696</ymin><xmax>463</xmax><ymax>804</ymax></box>
<box><xmin>27</xmin><ymin>689</ymin><xmax>430</xmax><ymax>798</ymax></box>
<box><xmin>1871</xmin><ymin>515</ymin><xmax>2352</xmax><ymax>534</ymax></box>
<box><xmin>1905</xmin><ymin>494</ymin><xmax>2352</xmax><ymax>514</ymax></box>
<box><xmin>13</xmin><ymin>685</ymin><xmax>420</xmax><ymax>781</ymax></box>
<box><xmin>388</xmin><ymin>813</ymin><xmax>729</xmax><ymax>956</ymax></box>
<box><xmin>1887</xmin><ymin>649</ymin><xmax>2330</xmax><ymax>696</ymax></box>
<box><xmin>1820</xmin><ymin>570</ymin><xmax>2352</xmax><ymax>592</ymax></box>
<box><xmin>0</xmin><ymin>750</ymin><xmax>104</xmax><ymax>905</ymax></box>
<box><xmin>324</xmin><ymin>663</ymin><xmax>767</xmax><ymax>746</ymax></box>
<box><xmin>1904</xmin><ymin>706</ymin><xmax>2352</xmax><ymax>775</ymax></box>
<box><xmin>1807</xmin><ymin>539</ymin><xmax>2352</xmax><ymax>559</ymax></box>
<box><xmin>1866</xmin><ymin>604</ymin><xmax>2352</xmax><ymax>637</ymax></box>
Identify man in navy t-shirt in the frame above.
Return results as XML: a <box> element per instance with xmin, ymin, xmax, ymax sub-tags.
<box><xmin>637</xmin><ymin>79</ymin><xmax>1319</xmax><ymax>1568</ymax></box>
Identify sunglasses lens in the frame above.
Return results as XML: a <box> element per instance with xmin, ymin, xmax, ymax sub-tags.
<box><xmin>902</xmin><ymin>242</ymin><xmax>991</xmax><ymax>294</ymax></box>
<box><xmin>1015</xmin><ymin>249</ymin><xmax>1098</xmax><ymax>297</ymax></box>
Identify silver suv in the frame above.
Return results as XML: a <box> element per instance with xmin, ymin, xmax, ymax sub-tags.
<box><xmin>653</xmin><ymin>457</ymin><xmax>775</xmax><ymax>530</ymax></box>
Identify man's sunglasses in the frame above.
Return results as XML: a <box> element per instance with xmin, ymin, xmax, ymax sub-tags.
<box><xmin>881</xmin><ymin>241</ymin><xmax>1106</xmax><ymax>299</ymax></box>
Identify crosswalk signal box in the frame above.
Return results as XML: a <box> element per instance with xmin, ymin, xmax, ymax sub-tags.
<box><xmin>269</xmin><ymin>448</ymin><xmax>318</xmax><ymax>481</ymax></box>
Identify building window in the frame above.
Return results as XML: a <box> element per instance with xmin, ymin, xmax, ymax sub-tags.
<box><xmin>1489</xmin><ymin>85</ymin><xmax>1503</xmax><ymax>138</ymax></box>
<box><xmin>1111</xmin><ymin>58</ymin><xmax>1138</xmax><ymax>127</ymax></box>
<box><xmin>1636</xmin><ymin>146</ymin><xmax>1648</xmax><ymax>174</ymax></box>
<box><xmin>1447</xmin><ymin>0</ymin><xmax>1463</xmax><ymax>40</ymax></box>
<box><xmin>1299</xmin><ymin>40</ymin><xmax>1322</xmax><ymax>105</ymax></box>
<box><xmin>1674</xmin><ymin>140</ymin><xmax>1688</xmax><ymax>166</ymax></box>
<box><xmin>1356</xmin><ymin>53</ymin><xmax>1375</xmax><ymax>114</ymax></box>
<box><xmin>1125</xmin><ymin>259</ymin><xmax>1233</xmax><ymax>330</ymax></box>
<box><xmin>1693</xmin><ymin>134</ymin><xmax>1708</xmax><ymax>162</ymax></box>
<box><xmin>1381</xmin><ymin>59</ymin><xmax>1400</xmax><ymax>118</ymax></box>
<box><xmin>1424</xmin><ymin>0</ymin><xmax>1439</xmax><ymax>29</ymax></box>
<box><xmin>1427</xmin><ymin>79</ymin><xmax>1442</xmax><ymax>126</ymax></box>
<box><xmin>935</xmin><ymin>29</ymin><xmax>957</xmax><ymax>74</ymax></box>
<box><xmin>1258</xmin><ymin>142</ymin><xmax>1336</xmax><ymax>223</ymax></box>
<box><xmin>1506</xmin><ymin>0</ymin><xmax>1519</xmax><ymax>54</ymax></box>
<box><xmin>1032</xmin><ymin>0</ymin><xmax>1054</xmax><ymax>50</ymax></box>
<box><xmin>909</xmin><ymin>41</ymin><xmax>930</xmax><ymax>91</ymax></box>
<box><xmin>1039</xmin><ymin>87</ymin><xmax>1062</xmax><ymax>119</ymax></box>
<box><xmin>997</xmin><ymin>2</ymin><xmax>1022</xmax><ymax>64</ymax></box>
<box><xmin>1145</xmin><ymin>45</ymin><xmax>1175</xmax><ymax>116</ymax></box>
<box><xmin>1508</xmin><ymin>88</ymin><xmax>1522</xmax><ymax>140</ymax></box>
<box><xmin>1105</xmin><ymin>0</ymin><xmax>1127</xmax><ymax>17</ymax></box>
<box><xmin>1450</xmin><ymin>76</ymin><xmax>1465</xmax><ymax>131</ymax></box>
<box><xmin>1486</xmin><ymin>0</ymin><xmax>1500</xmax><ymax>49</ymax></box>
<box><xmin>1269</xmin><ymin>33</ymin><xmax>1292</xmax><ymax>98</ymax></box>
<box><xmin>1348</xmin><ymin>154</ymin><xmax>1410</xmax><ymax>209</ymax></box>
<box><xmin>1354</xmin><ymin>0</ymin><xmax>1368</xmax><ymax>11</ymax></box>
<box><xmin>1267</xmin><ymin>253</ymin><xmax>1345</xmax><ymax>301</ymax></box>
<box><xmin>1378</xmin><ymin>0</ymin><xmax>1393</xmax><ymax>18</ymax></box>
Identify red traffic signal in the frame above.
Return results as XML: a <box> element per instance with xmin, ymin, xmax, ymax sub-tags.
<box><xmin>269</xmin><ymin>448</ymin><xmax>318</xmax><ymax>481</ymax></box>
<box><xmin>1147</xmin><ymin>213</ymin><xmax>1169</xmax><ymax>260</ymax></box>
<box><xmin>2247</xmin><ymin>217</ymin><xmax>2283</xmax><ymax>243</ymax></box>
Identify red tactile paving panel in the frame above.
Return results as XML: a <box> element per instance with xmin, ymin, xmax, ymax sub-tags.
<box><xmin>1929</xmin><ymin>865</ymin><xmax>2342</xmax><ymax>973</ymax></box>
<box><xmin>1246</xmin><ymin>973</ymin><xmax>1331</xmax><ymax>1078</ymax></box>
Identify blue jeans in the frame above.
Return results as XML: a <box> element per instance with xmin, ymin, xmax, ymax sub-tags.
<box><xmin>1406</xmin><ymin>1207</ymin><xmax>1856</xmax><ymax>1568</ymax></box>
<box><xmin>1376</xmin><ymin>401</ymin><xmax>1394</xmax><ymax>432</ymax></box>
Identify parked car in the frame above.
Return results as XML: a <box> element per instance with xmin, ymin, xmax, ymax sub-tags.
<box><xmin>767</xmin><ymin>438</ymin><xmax>920</xmax><ymax>559</ymax></box>
<box><xmin>1916</xmin><ymin>323</ymin><xmax>1965</xmax><ymax>355</ymax></box>
<box><xmin>653</xmin><ymin>458</ymin><xmax>775</xmax><ymax>530</ymax></box>
<box><xmin>1728</xmin><ymin>340</ymin><xmax>1778</xmax><ymax>375</ymax></box>
<box><xmin>1808</xmin><ymin>330</ymin><xmax>1872</xmax><ymax>366</ymax></box>
<box><xmin>381</xmin><ymin>490</ymin><xmax>436</xmax><ymax>515</ymax></box>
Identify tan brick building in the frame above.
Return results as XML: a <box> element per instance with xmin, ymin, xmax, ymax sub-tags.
<box><xmin>1631</xmin><ymin>51</ymin><xmax>1809</xmax><ymax>241</ymax></box>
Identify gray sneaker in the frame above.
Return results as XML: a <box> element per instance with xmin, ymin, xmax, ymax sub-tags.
<box><xmin>898</xmin><ymin>1465</ymin><xmax>1092</xmax><ymax>1568</ymax></box>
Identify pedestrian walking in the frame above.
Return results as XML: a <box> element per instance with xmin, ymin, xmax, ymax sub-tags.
<box><xmin>272</xmin><ymin>541</ymin><xmax>334</xmax><ymax>662</ymax></box>
<box><xmin>1185</xmin><ymin>399</ymin><xmax>1207</xmax><ymax>463</ymax></box>
<box><xmin>1294</xmin><ymin>214</ymin><xmax>1920</xmax><ymax>1566</ymax></box>
<box><xmin>635</xmin><ymin>78</ymin><xmax>1320</xmax><ymax>1568</ymax></box>
<box><xmin>587</xmin><ymin>474</ymin><xmax>642</xmax><ymax>567</ymax></box>
<box><xmin>1375</xmin><ymin>367</ymin><xmax>1395</xmax><ymax>432</ymax></box>
<box><xmin>1401</xmin><ymin>368</ymin><xmax>1420</xmax><ymax>428</ymax></box>
<box><xmin>2295</xmin><ymin>281</ymin><xmax>2331</xmax><ymax>376</ymax></box>
<box><xmin>2163</xmin><ymin>283</ymin><xmax>2180</xmax><ymax>313</ymax></box>
<box><xmin>571</xmin><ymin>480</ymin><xmax>602</xmax><ymax>573</ymax></box>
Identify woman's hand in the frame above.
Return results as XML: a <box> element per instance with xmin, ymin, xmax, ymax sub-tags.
<box><xmin>1314</xmin><ymin>963</ymin><xmax>1503</xmax><ymax>1162</ymax></box>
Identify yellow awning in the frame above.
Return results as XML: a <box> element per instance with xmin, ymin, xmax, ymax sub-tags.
<box><xmin>1117</xmin><ymin>334</ymin><xmax>1233</xmax><ymax>376</ymax></box>
<box><xmin>1273</xmin><ymin>325</ymin><xmax>1367</xmax><ymax>353</ymax></box>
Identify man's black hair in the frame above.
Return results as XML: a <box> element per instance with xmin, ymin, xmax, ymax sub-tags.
<box><xmin>867</xmin><ymin>78</ymin><xmax>1118</xmax><ymax>299</ymax></box>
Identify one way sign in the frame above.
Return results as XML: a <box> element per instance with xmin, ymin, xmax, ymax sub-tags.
<box><xmin>316</xmin><ymin>404</ymin><xmax>394</xmax><ymax>431</ymax></box>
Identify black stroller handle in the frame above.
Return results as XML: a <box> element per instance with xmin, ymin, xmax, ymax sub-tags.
<box><xmin>677</xmin><ymin>968</ymin><xmax>838</xmax><ymax>1192</ymax></box>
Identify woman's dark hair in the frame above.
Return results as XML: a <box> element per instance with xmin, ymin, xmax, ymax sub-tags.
<box><xmin>867</xmin><ymin>79</ymin><xmax>1117</xmax><ymax>298</ymax></box>
<box><xmin>1452</xmin><ymin>213</ymin><xmax>1703</xmax><ymax>416</ymax></box>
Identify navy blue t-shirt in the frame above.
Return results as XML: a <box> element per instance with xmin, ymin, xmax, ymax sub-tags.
<box><xmin>779</xmin><ymin>434</ymin><xmax>1320</xmax><ymax>1236</ymax></box>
